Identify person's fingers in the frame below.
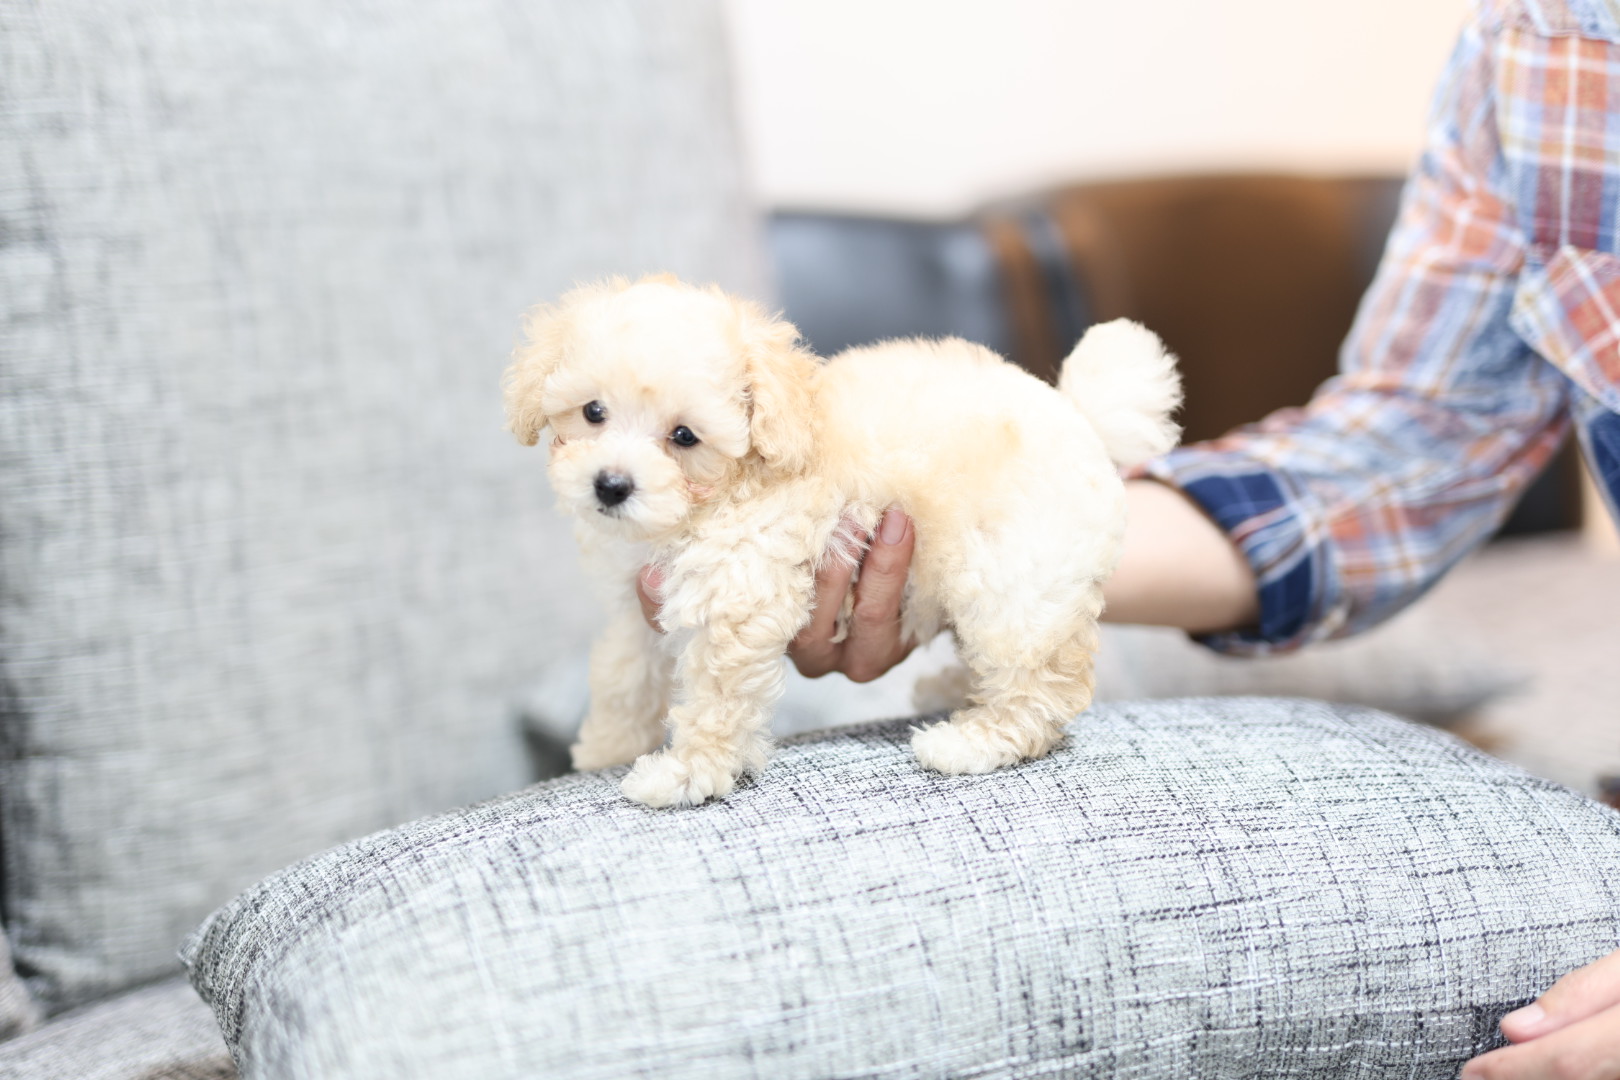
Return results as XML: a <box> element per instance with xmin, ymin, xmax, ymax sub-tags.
<box><xmin>842</xmin><ymin>509</ymin><xmax>915</xmax><ymax>683</ymax></box>
<box><xmin>1463</xmin><ymin>1000</ymin><xmax>1620</xmax><ymax>1080</ymax></box>
<box><xmin>636</xmin><ymin>566</ymin><xmax>664</xmax><ymax>633</ymax></box>
<box><xmin>1500</xmin><ymin>952</ymin><xmax>1620</xmax><ymax>1044</ymax></box>
<box><xmin>789</xmin><ymin>525</ymin><xmax>861</xmax><ymax>678</ymax></box>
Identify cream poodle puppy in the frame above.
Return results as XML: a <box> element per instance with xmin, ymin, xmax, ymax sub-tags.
<box><xmin>504</xmin><ymin>275</ymin><xmax>1180</xmax><ymax>808</ymax></box>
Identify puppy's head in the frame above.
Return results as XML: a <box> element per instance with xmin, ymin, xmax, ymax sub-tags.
<box><xmin>503</xmin><ymin>275</ymin><xmax>818</xmax><ymax>539</ymax></box>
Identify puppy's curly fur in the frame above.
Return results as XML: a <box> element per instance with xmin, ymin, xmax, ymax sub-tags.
<box><xmin>504</xmin><ymin>275</ymin><xmax>1181</xmax><ymax>807</ymax></box>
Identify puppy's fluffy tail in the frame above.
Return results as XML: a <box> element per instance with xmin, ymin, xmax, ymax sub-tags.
<box><xmin>1057</xmin><ymin>319</ymin><xmax>1183</xmax><ymax>468</ymax></box>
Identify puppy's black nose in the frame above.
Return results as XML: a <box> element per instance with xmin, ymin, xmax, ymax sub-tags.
<box><xmin>594</xmin><ymin>471</ymin><xmax>634</xmax><ymax>508</ymax></box>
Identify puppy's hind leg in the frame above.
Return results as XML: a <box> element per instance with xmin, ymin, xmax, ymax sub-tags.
<box><xmin>911</xmin><ymin>597</ymin><xmax>1101</xmax><ymax>776</ymax></box>
<box><xmin>571</xmin><ymin>609</ymin><xmax>671</xmax><ymax>771</ymax></box>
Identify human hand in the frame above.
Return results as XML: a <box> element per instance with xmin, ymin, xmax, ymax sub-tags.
<box><xmin>789</xmin><ymin>508</ymin><xmax>916</xmax><ymax>682</ymax></box>
<box><xmin>635</xmin><ymin>508</ymin><xmax>917</xmax><ymax>683</ymax></box>
<box><xmin>1462</xmin><ymin>948</ymin><xmax>1620</xmax><ymax>1079</ymax></box>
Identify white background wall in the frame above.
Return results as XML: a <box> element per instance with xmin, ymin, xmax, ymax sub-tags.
<box><xmin>722</xmin><ymin>0</ymin><xmax>1472</xmax><ymax>216</ymax></box>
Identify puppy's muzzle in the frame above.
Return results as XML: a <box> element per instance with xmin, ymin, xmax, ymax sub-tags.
<box><xmin>594</xmin><ymin>471</ymin><xmax>635</xmax><ymax>510</ymax></box>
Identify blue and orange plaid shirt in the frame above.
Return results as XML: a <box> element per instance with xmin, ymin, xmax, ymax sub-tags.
<box><xmin>1146</xmin><ymin>0</ymin><xmax>1620</xmax><ymax>653</ymax></box>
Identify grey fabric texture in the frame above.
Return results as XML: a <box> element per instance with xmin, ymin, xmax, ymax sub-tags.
<box><xmin>0</xmin><ymin>0</ymin><xmax>762</xmax><ymax>1013</ymax></box>
<box><xmin>0</xmin><ymin>935</ymin><xmax>39</xmax><ymax>1043</ymax></box>
<box><xmin>184</xmin><ymin>698</ymin><xmax>1620</xmax><ymax>1080</ymax></box>
<box><xmin>0</xmin><ymin>977</ymin><xmax>231</xmax><ymax>1080</ymax></box>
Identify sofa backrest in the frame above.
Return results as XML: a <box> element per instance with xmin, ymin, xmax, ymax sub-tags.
<box><xmin>0</xmin><ymin>0</ymin><xmax>762</xmax><ymax>1013</ymax></box>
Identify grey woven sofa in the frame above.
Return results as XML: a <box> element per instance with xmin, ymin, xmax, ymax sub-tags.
<box><xmin>0</xmin><ymin>1</ymin><xmax>759</xmax><ymax>1075</ymax></box>
<box><xmin>7</xmin><ymin>4</ymin><xmax>1620</xmax><ymax>1080</ymax></box>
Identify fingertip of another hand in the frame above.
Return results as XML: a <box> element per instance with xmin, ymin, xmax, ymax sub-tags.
<box><xmin>1498</xmin><ymin>1002</ymin><xmax>1547</xmax><ymax>1041</ymax></box>
<box><xmin>1458</xmin><ymin>1046</ymin><xmax>1512</xmax><ymax>1080</ymax></box>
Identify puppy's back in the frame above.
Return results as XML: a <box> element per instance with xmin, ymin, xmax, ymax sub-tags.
<box><xmin>815</xmin><ymin>337</ymin><xmax>1119</xmax><ymax>529</ymax></box>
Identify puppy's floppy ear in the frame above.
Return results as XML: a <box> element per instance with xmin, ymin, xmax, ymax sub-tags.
<box><xmin>730</xmin><ymin>295</ymin><xmax>819</xmax><ymax>474</ymax></box>
<box><xmin>505</xmin><ymin>278</ymin><xmax>642</xmax><ymax>445</ymax></box>
<box><xmin>502</xmin><ymin>303</ymin><xmax>568</xmax><ymax>446</ymax></box>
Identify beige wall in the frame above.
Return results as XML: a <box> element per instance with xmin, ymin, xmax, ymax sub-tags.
<box><xmin>723</xmin><ymin>0</ymin><xmax>1472</xmax><ymax>216</ymax></box>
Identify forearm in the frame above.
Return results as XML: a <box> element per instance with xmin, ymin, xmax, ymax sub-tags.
<box><xmin>1108</xmin><ymin>9</ymin><xmax>1562</xmax><ymax>653</ymax></box>
<box><xmin>1102</xmin><ymin>480</ymin><xmax>1259</xmax><ymax>634</ymax></box>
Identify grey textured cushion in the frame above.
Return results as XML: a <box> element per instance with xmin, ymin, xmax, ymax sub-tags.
<box><xmin>0</xmin><ymin>0</ymin><xmax>760</xmax><ymax>1012</ymax></box>
<box><xmin>184</xmin><ymin>699</ymin><xmax>1620</xmax><ymax>1079</ymax></box>
<box><xmin>0</xmin><ymin>978</ymin><xmax>230</xmax><ymax>1080</ymax></box>
<box><xmin>0</xmin><ymin>936</ymin><xmax>39</xmax><ymax>1043</ymax></box>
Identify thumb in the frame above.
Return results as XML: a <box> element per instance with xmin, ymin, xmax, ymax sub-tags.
<box><xmin>850</xmin><ymin>509</ymin><xmax>913</xmax><ymax>633</ymax></box>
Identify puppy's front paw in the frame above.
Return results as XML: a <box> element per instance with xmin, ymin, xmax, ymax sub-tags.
<box><xmin>911</xmin><ymin>719</ymin><xmax>1026</xmax><ymax>776</ymax></box>
<box><xmin>620</xmin><ymin>750</ymin><xmax>740</xmax><ymax>808</ymax></box>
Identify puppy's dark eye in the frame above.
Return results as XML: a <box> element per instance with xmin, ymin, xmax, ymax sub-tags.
<box><xmin>670</xmin><ymin>425</ymin><xmax>699</xmax><ymax>448</ymax></box>
<box><xmin>583</xmin><ymin>400</ymin><xmax>606</xmax><ymax>424</ymax></box>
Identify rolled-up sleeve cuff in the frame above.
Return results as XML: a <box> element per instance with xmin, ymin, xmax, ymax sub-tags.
<box><xmin>1138</xmin><ymin>453</ymin><xmax>1336</xmax><ymax>655</ymax></box>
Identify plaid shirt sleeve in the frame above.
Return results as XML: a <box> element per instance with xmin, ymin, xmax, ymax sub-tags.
<box><xmin>1142</xmin><ymin>2</ymin><xmax>1575</xmax><ymax>654</ymax></box>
